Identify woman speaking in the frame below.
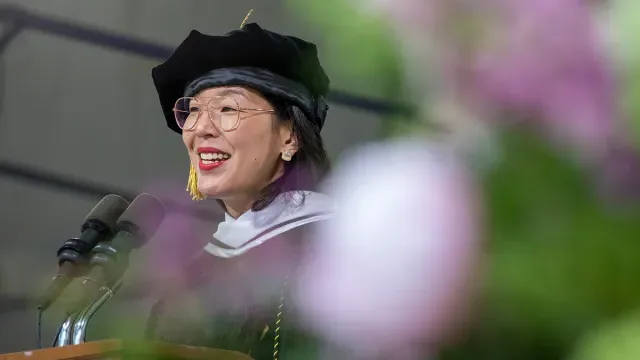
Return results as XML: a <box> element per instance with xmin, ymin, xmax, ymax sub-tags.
<box><xmin>144</xmin><ymin>18</ymin><xmax>334</xmax><ymax>359</ymax></box>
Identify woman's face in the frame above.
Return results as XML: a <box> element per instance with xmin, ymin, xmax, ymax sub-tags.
<box><xmin>182</xmin><ymin>86</ymin><xmax>295</xmax><ymax>205</ymax></box>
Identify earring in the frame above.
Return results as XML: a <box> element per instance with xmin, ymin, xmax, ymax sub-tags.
<box><xmin>187</xmin><ymin>164</ymin><xmax>206</xmax><ymax>201</ymax></box>
<box><xmin>281</xmin><ymin>150</ymin><xmax>293</xmax><ymax>161</ymax></box>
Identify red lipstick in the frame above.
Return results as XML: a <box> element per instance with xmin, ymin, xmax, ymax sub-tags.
<box><xmin>197</xmin><ymin>147</ymin><xmax>225</xmax><ymax>154</ymax></box>
<box><xmin>199</xmin><ymin>161</ymin><xmax>224</xmax><ymax>171</ymax></box>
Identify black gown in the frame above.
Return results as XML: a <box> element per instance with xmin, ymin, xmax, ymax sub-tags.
<box><xmin>144</xmin><ymin>225</ymin><xmax>320</xmax><ymax>360</ymax></box>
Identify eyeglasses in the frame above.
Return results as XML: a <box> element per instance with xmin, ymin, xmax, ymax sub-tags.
<box><xmin>173</xmin><ymin>96</ymin><xmax>275</xmax><ymax>132</ymax></box>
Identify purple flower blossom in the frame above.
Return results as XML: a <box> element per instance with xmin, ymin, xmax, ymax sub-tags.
<box><xmin>296</xmin><ymin>139</ymin><xmax>482</xmax><ymax>356</ymax></box>
<box><xmin>363</xmin><ymin>0</ymin><xmax>622</xmax><ymax>161</ymax></box>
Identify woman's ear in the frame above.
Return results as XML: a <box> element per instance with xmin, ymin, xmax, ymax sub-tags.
<box><xmin>279</xmin><ymin>121</ymin><xmax>298</xmax><ymax>155</ymax></box>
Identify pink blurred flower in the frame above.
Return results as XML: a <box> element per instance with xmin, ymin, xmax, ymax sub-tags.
<box><xmin>597</xmin><ymin>144</ymin><xmax>640</xmax><ymax>204</ymax></box>
<box><xmin>296</xmin><ymin>139</ymin><xmax>482</xmax><ymax>357</ymax></box>
<box><xmin>471</xmin><ymin>0</ymin><xmax>619</xmax><ymax>160</ymax></box>
<box><xmin>138</xmin><ymin>179</ymin><xmax>220</xmax><ymax>290</ymax></box>
<box><xmin>363</xmin><ymin>0</ymin><xmax>622</xmax><ymax>162</ymax></box>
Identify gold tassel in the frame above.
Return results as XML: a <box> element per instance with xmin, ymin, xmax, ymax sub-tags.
<box><xmin>240</xmin><ymin>9</ymin><xmax>254</xmax><ymax>28</ymax></box>
<box><xmin>187</xmin><ymin>164</ymin><xmax>206</xmax><ymax>201</ymax></box>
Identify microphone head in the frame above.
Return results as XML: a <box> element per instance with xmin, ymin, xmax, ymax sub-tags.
<box><xmin>82</xmin><ymin>194</ymin><xmax>130</xmax><ymax>232</ymax></box>
<box><xmin>116</xmin><ymin>193</ymin><xmax>166</xmax><ymax>247</ymax></box>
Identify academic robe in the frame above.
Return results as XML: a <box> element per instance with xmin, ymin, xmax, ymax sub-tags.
<box><xmin>145</xmin><ymin>192</ymin><xmax>333</xmax><ymax>360</ymax></box>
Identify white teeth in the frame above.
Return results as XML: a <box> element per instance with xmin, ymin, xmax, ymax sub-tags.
<box><xmin>199</xmin><ymin>153</ymin><xmax>230</xmax><ymax>160</ymax></box>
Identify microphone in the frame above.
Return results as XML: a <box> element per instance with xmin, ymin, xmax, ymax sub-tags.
<box><xmin>38</xmin><ymin>194</ymin><xmax>130</xmax><ymax>311</ymax></box>
<box><xmin>65</xmin><ymin>193</ymin><xmax>166</xmax><ymax>314</ymax></box>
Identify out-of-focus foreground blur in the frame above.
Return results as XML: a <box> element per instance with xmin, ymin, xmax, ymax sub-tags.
<box><xmin>1</xmin><ymin>0</ymin><xmax>640</xmax><ymax>359</ymax></box>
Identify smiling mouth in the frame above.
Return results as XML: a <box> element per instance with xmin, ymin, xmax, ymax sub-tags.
<box><xmin>199</xmin><ymin>152</ymin><xmax>230</xmax><ymax>163</ymax></box>
<box><xmin>197</xmin><ymin>151</ymin><xmax>230</xmax><ymax>171</ymax></box>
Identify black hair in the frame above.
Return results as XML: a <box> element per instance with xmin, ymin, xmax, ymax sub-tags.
<box><xmin>252</xmin><ymin>95</ymin><xmax>330</xmax><ymax>210</ymax></box>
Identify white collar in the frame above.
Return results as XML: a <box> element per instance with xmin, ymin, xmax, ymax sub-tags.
<box><xmin>204</xmin><ymin>191</ymin><xmax>334</xmax><ymax>258</ymax></box>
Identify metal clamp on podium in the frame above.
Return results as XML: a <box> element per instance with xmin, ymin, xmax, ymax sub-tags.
<box><xmin>53</xmin><ymin>281</ymin><xmax>122</xmax><ymax>347</ymax></box>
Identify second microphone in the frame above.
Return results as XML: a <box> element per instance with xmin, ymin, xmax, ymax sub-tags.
<box><xmin>62</xmin><ymin>193</ymin><xmax>166</xmax><ymax>315</ymax></box>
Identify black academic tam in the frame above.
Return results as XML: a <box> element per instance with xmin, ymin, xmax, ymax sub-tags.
<box><xmin>152</xmin><ymin>23</ymin><xmax>330</xmax><ymax>134</ymax></box>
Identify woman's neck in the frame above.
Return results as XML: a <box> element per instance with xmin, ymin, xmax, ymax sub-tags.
<box><xmin>222</xmin><ymin>194</ymin><xmax>259</xmax><ymax>219</ymax></box>
<box><xmin>223</xmin><ymin>166</ymin><xmax>287</xmax><ymax>218</ymax></box>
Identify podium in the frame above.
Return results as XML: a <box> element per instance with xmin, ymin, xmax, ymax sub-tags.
<box><xmin>0</xmin><ymin>340</ymin><xmax>255</xmax><ymax>360</ymax></box>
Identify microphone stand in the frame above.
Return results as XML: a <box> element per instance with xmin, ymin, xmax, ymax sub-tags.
<box><xmin>71</xmin><ymin>280</ymin><xmax>123</xmax><ymax>345</ymax></box>
<box><xmin>52</xmin><ymin>312</ymin><xmax>80</xmax><ymax>347</ymax></box>
<box><xmin>51</xmin><ymin>279</ymin><xmax>123</xmax><ymax>347</ymax></box>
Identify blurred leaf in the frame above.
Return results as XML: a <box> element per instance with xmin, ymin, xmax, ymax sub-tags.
<box><xmin>569</xmin><ymin>310</ymin><xmax>640</xmax><ymax>360</ymax></box>
<box><xmin>285</xmin><ymin>0</ymin><xmax>402</xmax><ymax>91</ymax></box>
<box><xmin>285</xmin><ymin>0</ymin><xmax>417</xmax><ymax>136</ymax></box>
<box><xmin>610</xmin><ymin>0</ymin><xmax>640</xmax><ymax>146</ymax></box>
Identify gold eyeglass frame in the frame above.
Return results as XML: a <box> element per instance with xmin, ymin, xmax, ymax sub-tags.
<box><xmin>173</xmin><ymin>96</ymin><xmax>276</xmax><ymax>132</ymax></box>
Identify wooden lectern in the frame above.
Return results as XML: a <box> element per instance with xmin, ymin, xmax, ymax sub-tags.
<box><xmin>0</xmin><ymin>340</ymin><xmax>255</xmax><ymax>360</ymax></box>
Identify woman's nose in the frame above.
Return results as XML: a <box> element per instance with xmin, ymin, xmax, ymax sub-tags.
<box><xmin>193</xmin><ymin>110</ymin><xmax>220</xmax><ymax>137</ymax></box>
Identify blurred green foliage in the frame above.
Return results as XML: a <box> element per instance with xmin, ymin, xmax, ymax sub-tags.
<box><xmin>439</xmin><ymin>130</ymin><xmax>640</xmax><ymax>359</ymax></box>
<box><xmin>284</xmin><ymin>0</ymin><xmax>418</xmax><ymax>136</ymax></box>
<box><xmin>611</xmin><ymin>0</ymin><xmax>640</xmax><ymax>147</ymax></box>
<box><xmin>570</xmin><ymin>309</ymin><xmax>640</xmax><ymax>360</ymax></box>
<box><xmin>285</xmin><ymin>0</ymin><xmax>402</xmax><ymax>92</ymax></box>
